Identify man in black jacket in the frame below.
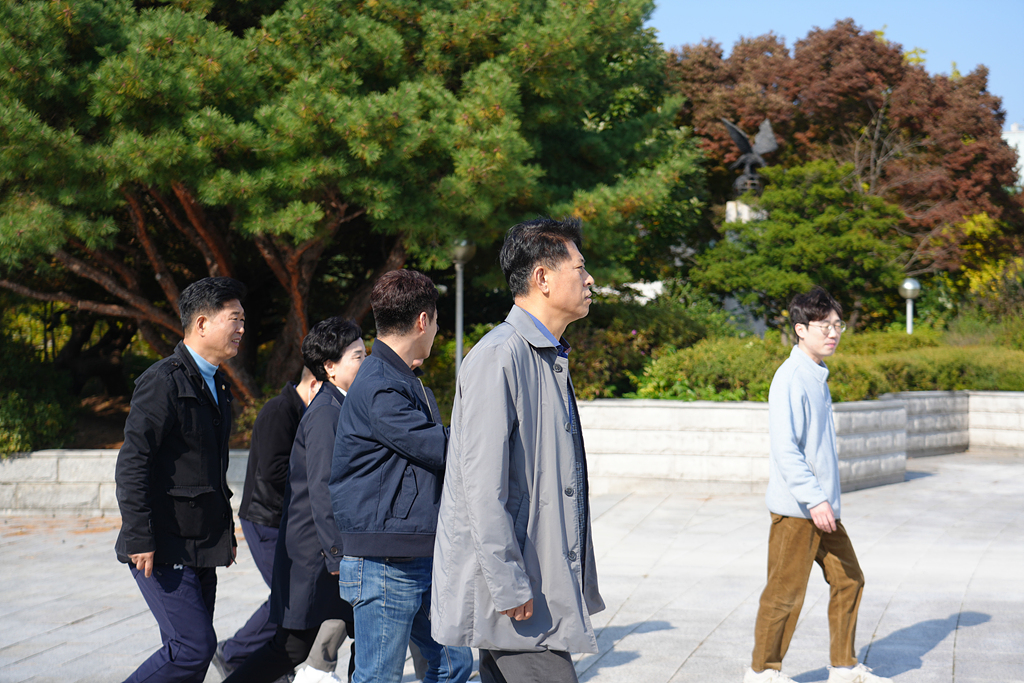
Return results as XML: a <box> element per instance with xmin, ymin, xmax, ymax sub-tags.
<box><xmin>215</xmin><ymin>365</ymin><xmax>318</xmax><ymax>674</ymax></box>
<box><xmin>115</xmin><ymin>276</ymin><xmax>247</xmax><ymax>683</ymax></box>
<box><xmin>330</xmin><ymin>269</ymin><xmax>472</xmax><ymax>683</ymax></box>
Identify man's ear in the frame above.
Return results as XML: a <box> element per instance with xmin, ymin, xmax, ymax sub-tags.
<box><xmin>193</xmin><ymin>314</ymin><xmax>208</xmax><ymax>337</ymax></box>
<box><xmin>531</xmin><ymin>265</ymin><xmax>549</xmax><ymax>295</ymax></box>
<box><xmin>417</xmin><ymin>311</ymin><xmax>429</xmax><ymax>333</ymax></box>
<box><xmin>793</xmin><ymin>324</ymin><xmax>806</xmax><ymax>342</ymax></box>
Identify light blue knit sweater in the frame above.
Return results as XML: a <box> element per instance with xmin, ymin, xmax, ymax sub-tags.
<box><xmin>765</xmin><ymin>345</ymin><xmax>842</xmax><ymax>519</ymax></box>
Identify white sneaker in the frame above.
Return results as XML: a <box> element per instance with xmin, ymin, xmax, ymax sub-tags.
<box><xmin>744</xmin><ymin>668</ymin><xmax>796</xmax><ymax>682</ymax></box>
<box><xmin>827</xmin><ymin>663</ymin><xmax>893</xmax><ymax>683</ymax></box>
<box><xmin>291</xmin><ymin>666</ymin><xmax>342</xmax><ymax>683</ymax></box>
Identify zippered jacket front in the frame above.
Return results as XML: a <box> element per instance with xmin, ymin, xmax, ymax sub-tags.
<box><xmin>329</xmin><ymin>339</ymin><xmax>449</xmax><ymax>558</ymax></box>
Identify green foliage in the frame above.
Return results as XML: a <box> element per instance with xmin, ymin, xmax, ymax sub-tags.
<box><xmin>0</xmin><ymin>0</ymin><xmax>707</xmax><ymax>396</ymax></box>
<box><xmin>634</xmin><ymin>336</ymin><xmax>788</xmax><ymax>401</ymax></box>
<box><xmin>0</xmin><ymin>334</ymin><xmax>77</xmax><ymax>455</ymax></box>
<box><xmin>827</xmin><ymin>347</ymin><xmax>1024</xmax><ymax>400</ymax></box>
<box><xmin>840</xmin><ymin>327</ymin><xmax>942</xmax><ymax>355</ymax></box>
<box><xmin>691</xmin><ymin>160</ymin><xmax>906</xmax><ymax>329</ymax></box>
<box><xmin>634</xmin><ymin>329</ymin><xmax>1024</xmax><ymax>403</ymax></box>
<box><xmin>569</xmin><ymin>283</ymin><xmax>737</xmax><ymax>399</ymax></box>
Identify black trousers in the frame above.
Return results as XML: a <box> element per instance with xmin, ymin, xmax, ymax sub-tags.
<box><xmin>479</xmin><ymin>649</ymin><xmax>578</xmax><ymax>683</ymax></box>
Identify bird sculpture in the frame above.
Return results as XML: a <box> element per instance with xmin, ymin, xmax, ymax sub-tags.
<box><xmin>721</xmin><ymin>118</ymin><xmax>778</xmax><ymax>195</ymax></box>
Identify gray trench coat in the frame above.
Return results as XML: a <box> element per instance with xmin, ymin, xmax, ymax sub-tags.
<box><xmin>431</xmin><ymin>306</ymin><xmax>604</xmax><ymax>654</ymax></box>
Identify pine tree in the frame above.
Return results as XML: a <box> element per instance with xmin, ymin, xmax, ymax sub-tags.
<box><xmin>0</xmin><ymin>0</ymin><xmax>704</xmax><ymax>398</ymax></box>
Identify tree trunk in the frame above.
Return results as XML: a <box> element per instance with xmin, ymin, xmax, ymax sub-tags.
<box><xmin>341</xmin><ymin>237</ymin><xmax>408</xmax><ymax>326</ymax></box>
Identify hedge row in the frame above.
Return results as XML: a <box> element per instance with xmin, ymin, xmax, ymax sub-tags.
<box><xmin>633</xmin><ymin>334</ymin><xmax>1024</xmax><ymax>402</ymax></box>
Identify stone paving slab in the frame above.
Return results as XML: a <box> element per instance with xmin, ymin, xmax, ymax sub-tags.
<box><xmin>0</xmin><ymin>451</ymin><xmax>1021</xmax><ymax>683</ymax></box>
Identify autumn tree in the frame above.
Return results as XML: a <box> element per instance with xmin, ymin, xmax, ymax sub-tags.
<box><xmin>0</xmin><ymin>0</ymin><xmax>704</xmax><ymax>401</ymax></box>
<box><xmin>666</xmin><ymin>19</ymin><xmax>1022</xmax><ymax>275</ymax></box>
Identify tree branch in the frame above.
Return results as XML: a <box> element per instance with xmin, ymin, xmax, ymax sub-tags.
<box><xmin>0</xmin><ymin>279</ymin><xmax>148</xmax><ymax>320</ymax></box>
<box><xmin>148</xmin><ymin>187</ymin><xmax>223</xmax><ymax>279</ymax></box>
<box><xmin>52</xmin><ymin>249</ymin><xmax>182</xmax><ymax>334</ymax></box>
<box><xmin>123</xmin><ymin>188</ymin><xmax>182</xmax><ymax>316</ymax></box>
<box><xmin>171</xmin><ymin>181</ymin><xmax>233</xmax><ymax>277</ymax></box>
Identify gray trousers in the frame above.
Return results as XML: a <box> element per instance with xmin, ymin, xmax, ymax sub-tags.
<box><xmin>303</xmin><ymin>619</ymin><xmax>348</xmax><ymax>671</ymax></box>
<box><xmin>479</xmin><ymin>649</ymin><xmax>577</xmax><ymax>683</ymax></box>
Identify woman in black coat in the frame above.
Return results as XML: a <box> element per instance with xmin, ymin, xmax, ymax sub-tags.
<box><xmin>226</xmin><ymin>318</ymin><xmax>366</xmax><ymax>683</ymax></box>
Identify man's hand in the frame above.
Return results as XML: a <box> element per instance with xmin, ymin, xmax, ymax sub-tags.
<box><xmin>130</xmin><ymin>551</ymin><xmax>156</xmax><ymax>578</ymax></box>
<box><xmin>500</xmin><ymin>599</ymin><xmax>534</xmax><ymax>622</ymax></box>
<box><xmin>809</xmin><ymin>501</ymin><xmax>836</xmax><ymax>533</ymax></box>
<box><xmin>227</xmin><ymin>545</ymin><xmax>237</xmax><ymax>567</ymax></box>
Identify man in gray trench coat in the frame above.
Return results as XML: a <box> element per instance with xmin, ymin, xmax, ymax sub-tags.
<box><xmin>432</xmin><ymin>217</ymin><xmax>604</xmax><ymax>683</ymax></box>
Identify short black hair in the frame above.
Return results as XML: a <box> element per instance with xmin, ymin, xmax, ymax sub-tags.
<box><xmin>301</xmin><ymin>317</ymin><xmax>363</xmax><ymax>382</ymax></box>
<box><xmin>179</xmin><ymin>277</ymin><xmax>247</xmax><ymax>332</ymax></box>
<box><xmin>370</xmin><ymin>270</ymin><xmax>438</xmax><ymax>337</ymax></box>
<box><xmin>499</xmin><ymin>217</ymin><xmax>583</xmax><ymax>298</ymax></box>
<box><xmin>789</xmin><ymin>286</ymin><xmax>843</xmax><ymax>333</ymax></box>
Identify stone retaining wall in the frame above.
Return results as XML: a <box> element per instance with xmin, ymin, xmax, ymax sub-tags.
<box><xmin>2</xmin><ymin>391</ymin><xmax>1022</xmax><ymax>514</ymax></box>
<box><xmin>880</xmin><ymin>391</ymin><xmax>969</xmax><ymax>458</ymax></box>
<box><xmin>581</xmin><ymin>399</ymin><xmax>907</xmax><ymax>495</ymax></box>
<box><xmin>0</xmin><ymin>449</ymin><xmax>250</xmax><ymax>517</ymax></box>
<box><xmin>969</xmin><ymin>391</ymin><xmax>1024</xmax><ymax>451</ymax></box>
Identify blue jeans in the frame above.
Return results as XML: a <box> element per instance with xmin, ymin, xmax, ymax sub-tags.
<box><xmin>338</xmin><ymin>556</ymin><xmax>472</xmax><ymax>683</ymax></box>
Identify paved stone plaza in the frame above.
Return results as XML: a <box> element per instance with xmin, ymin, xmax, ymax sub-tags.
<box><xmin>1</xmin><ymin>451</ymin><xmax>1021</xmax><ymax>683</ymax></box>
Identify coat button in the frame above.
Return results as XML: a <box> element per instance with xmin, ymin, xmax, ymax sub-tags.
<box><xmin>564</xmin><ymin>421</ymin><xmax>571</xmax><ymax>431</ymax></box>
<box><xmin>567</xmin><ymin>550</ymin><xmax>577</xmax><ymax>562</ymax></box>
<box><xmin>331</xmin><ymin>547</ymin><xmax>339</xmax><ymax>555</ymax></box>
<box><xmin>564</xmin><ymin>487</ymin><xmax>574</xmax><ymax>497</ymax></box>
<box><xmin>189</xmin><ymin>500</ymin><xmax>196</xmax><ymax>508</ymax></box>
<box><xmin>213</xmin><ymin>418</ymin><xmax>221</xmax><ymax>426</ymax></box>
<box><xmin>554</xmin><ymin>365</ymin><xmax>563</xmax><ymax>373</ymax></box>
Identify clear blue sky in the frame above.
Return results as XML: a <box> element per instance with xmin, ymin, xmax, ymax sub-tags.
<box><xmin>647</xmin><ymin>0</ymin><xmax>1024</xmax><ymax>130</ymax></box>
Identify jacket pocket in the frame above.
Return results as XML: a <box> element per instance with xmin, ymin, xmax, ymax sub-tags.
<box><xmin>166</xmin><ymin>485</ymin><xmax>218</xmax><ymax>539</ymax></box>
<box><xmin>389</xmin><ymin>466</ymin><xmax>418</xmax><ymax>520</ymax></box>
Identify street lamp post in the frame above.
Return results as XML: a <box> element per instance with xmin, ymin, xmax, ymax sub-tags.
<box><xmin>899</xmin><ymin>278</ymin><xmax>922</xmax><ymax>335</ymax></box>
<box><xmin>452</xmin><ymin>240</ymin><xmax>477</xmax><ymax>379</ymax></box>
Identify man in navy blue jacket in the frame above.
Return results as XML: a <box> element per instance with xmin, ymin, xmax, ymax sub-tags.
<box><xmin>329</xmin><ymin>269</ymin><xmax>472</xmax><ymax>683</ymax></box>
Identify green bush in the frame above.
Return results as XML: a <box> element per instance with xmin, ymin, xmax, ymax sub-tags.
<box><xmin>839</xmin><ymin>326</ymin><xmax>941</xmax><ymax>354</ymax></box>
<box><xmin>633</xmin><ymin>335</ymin><xmax>788</xmax><ymax>401</ymax></box>
<box><xmin>0</xmin><ymin>334</ymin><xmax>77</xmax><ymax>455</ymax></box>
<box><xmin>634</xmin><ymin>333</ymin><xmax>1024</xmax><ymax>403</ymax></box>
<box><xmin>568</xmin><ymin>285</ymin><xmax>738</xmax><ymax>400</ymax></box>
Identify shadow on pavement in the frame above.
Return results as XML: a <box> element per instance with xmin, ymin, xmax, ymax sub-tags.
<box><xmin>792</xmin><ymin>611</ymin><xmax>990</xmax><ymax>682</ymax></box>
<box><xmin>903</xmin><ymin>471</ymin><xmax>935</xmax><ymax>481</ymax></box>
<box><xmin>578</xmin><ymin>620</ymin><xmax>673</xmax><ymax>678</ymax></box>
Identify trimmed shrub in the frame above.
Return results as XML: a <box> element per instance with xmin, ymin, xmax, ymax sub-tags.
<box><xmin>634</xmin><ymin>335</ymin><xmax>1024</xmax><ymax>403</ymax></box>
<box><xmin>633</xmin><ymin>336</ymin><xmax>788</xmax><ymax>401</ymax></box>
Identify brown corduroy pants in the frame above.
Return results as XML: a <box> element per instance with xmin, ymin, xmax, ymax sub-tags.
<box><xmin>751</xmin><ymin>513</ymin><xmax>865</xmax><ymax>672</ymax></box>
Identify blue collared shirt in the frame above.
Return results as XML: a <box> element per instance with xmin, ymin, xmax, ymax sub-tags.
<box><xmin>184</xmin><ymin>344</ymin><xmax>220</xmax><ymax>405</ymax></box>
<box><xmin>519</xmin><ymin>307</ymin><xmax>571</xmax><ymax>359</ymax></box>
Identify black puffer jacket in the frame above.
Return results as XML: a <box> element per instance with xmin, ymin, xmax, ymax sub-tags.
<box><xmin>239</xmin><ymin>383</ymin><xmax>305</xmax><ymax>528</ymax></box>
<box><xmin>114</xmin><ymin>342</ymin><xmax>236</xmax><ymax>567</ymax></box>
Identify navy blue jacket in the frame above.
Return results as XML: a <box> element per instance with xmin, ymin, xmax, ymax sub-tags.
<box><xmin>271</xmin><ymin>382</ymin><xmax>352</xmax><ymax>629</ymax></box>
<box><xmin>329</xmin><ymin>340</ymin><xmax>448</xmax><ymax>558</ymax></box>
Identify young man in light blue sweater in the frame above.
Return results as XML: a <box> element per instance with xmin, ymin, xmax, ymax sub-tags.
<box><xmin>745</xmin><ymin>287</ymin><xmax>891</xmax><ymax>683</ymax></box>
